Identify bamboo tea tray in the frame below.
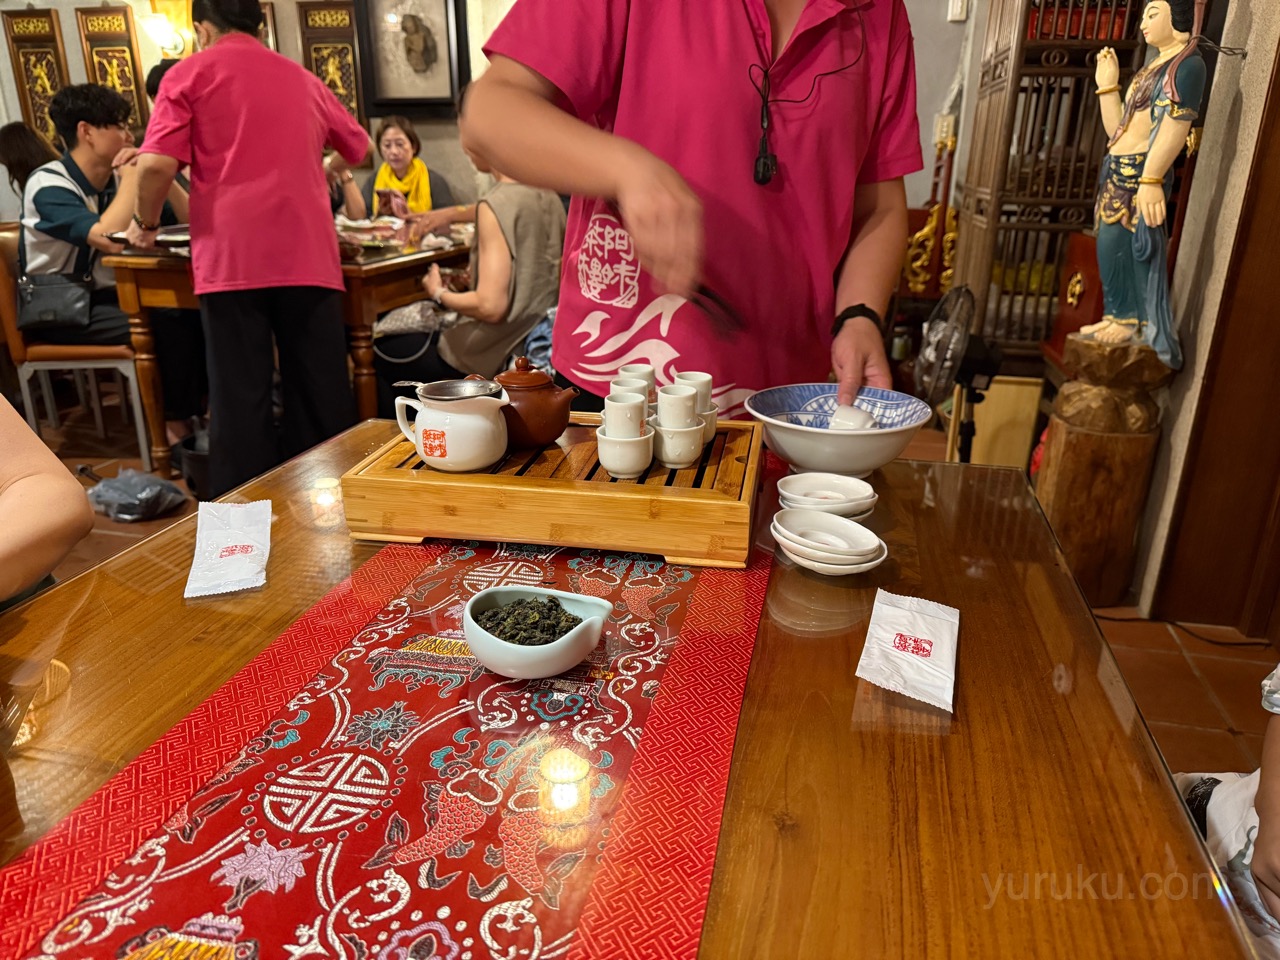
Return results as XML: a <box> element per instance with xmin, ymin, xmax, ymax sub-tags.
<box><xmin>342</xmin><ymin>413</ymin><xmax>764</xmax><ymax>567</ymax></box>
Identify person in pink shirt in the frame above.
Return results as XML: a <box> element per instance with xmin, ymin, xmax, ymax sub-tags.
<box><xmin>461</xmin><ymin>0</ymin><xmax>923</xmax><ymax>415</ymax></box>
<box><xmin>126</xmin><ymin>0</ymin><xmax>370</xmax><ymax>496</ymax></box>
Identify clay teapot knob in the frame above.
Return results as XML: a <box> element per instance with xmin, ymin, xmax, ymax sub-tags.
<box><xmin>516</xmin><ymin>357</ymin><xmax>532</xmax><ymax>374</ymax></box>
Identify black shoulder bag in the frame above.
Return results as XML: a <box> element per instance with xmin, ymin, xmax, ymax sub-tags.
<box><xmin>16</xmin><ymin>169</ymin><xmax>99</xmax><ymax>333</ymax></box>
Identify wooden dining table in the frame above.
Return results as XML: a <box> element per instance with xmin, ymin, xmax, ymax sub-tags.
<box><xmin>104</xmin><ymin>243</ymin><xmax>470</xmax><ymax>475</ymax></box>
<box><xmin>0</xmin><ymin>421</ymin><xmax>1260</xmax><ymax>957</ymax></box>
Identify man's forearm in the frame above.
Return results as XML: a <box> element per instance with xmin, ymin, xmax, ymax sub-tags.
<box><xmin>135</xmin><ymin>155</ymin><xmax>178</xmax><ymax>225</ymax></box>
<box><xmin>835</xmin><ymin>179</ymin><xmax>909</xmax><ymax>326</ymax></box>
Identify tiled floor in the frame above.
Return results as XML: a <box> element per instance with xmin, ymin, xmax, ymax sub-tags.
<box><xmin>1097</xmin><ymin>609</ymin><xmax>1276</xmax><ymax>774</ymax></box>
<box><xmin>30</xmin><ymin>379</ymin><xmax>197</xmax><ymax>583</ymax></box>
<box><xmin>20</xmin><ymin>379</ymin><xmax>1278</xmax><ymax>778</ymax></box>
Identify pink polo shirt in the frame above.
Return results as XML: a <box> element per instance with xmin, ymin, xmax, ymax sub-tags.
<box><xmin>486</xmin><ymin>0</ymin><xmax>922</xmax><ymax>413</ymax></box>
<box><xmin>142</xmin><ymin>34</ymin><xmax>369</xmax><ymax>295</ymax></box>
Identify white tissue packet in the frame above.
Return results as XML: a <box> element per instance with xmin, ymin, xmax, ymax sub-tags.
<box><xmin>184</xmin><ymin>500</ymin><xmax>273</xmax><ymax>599</ymax></box>
<box><xmin>855</xmin><ymin>589</ymin><xmax>960</xmax><ymax>713</ymax></box>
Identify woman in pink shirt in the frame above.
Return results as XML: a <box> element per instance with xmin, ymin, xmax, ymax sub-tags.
<box><xmin>126</xmin><ymin>0</ymin><xmax>370</xmax><ymax>496</ymax></box>
<box><xmin>462</xmin><ymin>0</ymin><xmax>923</xmax><ymax>415</ymax></box>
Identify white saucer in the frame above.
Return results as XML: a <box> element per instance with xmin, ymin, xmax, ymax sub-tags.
<box><xmin>777</xmin><ymin>540</ymin><xmax>888</xmax><ymax>577</ymax></box>
<box><xmin>771</xmin><ymin>521</ymin><xmax>882</xmax><ymax>564</ymax></box>
<box><xmin>779</xmin><ymin>494</ymin><xmax>877</xmax><ymax>519</ymax></box>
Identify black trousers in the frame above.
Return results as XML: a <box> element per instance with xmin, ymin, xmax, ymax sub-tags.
<box><xmin>200</xmin><ymin>286</ymin><xmax>356</xmax><ymax>497</ymax></box>
<box><xmin>372</xmin><ymin>331</ymin><xmax>463</xmax><ymax>419</ymax></box>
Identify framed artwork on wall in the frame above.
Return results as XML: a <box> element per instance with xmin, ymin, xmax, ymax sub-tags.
<box><xmin>259</xmin><ymin>1</ymin><xmax>278</xmax><ymax>50</ymax></box>
<box><xmin>75</xmin><ymin>5</ymin><xmax>148</xmax><ymax>127</ymax></box>
<box><xmin>2</xmin><ymin>9</ymin><xmax>71</xmax><ymax>148</ymax></box>
<box><xmin>354</xmin><ymin>0</ymin><xmax>470</xmax><ymax>118</ymax></box>
<box><xmin>297</xmin><ymin>1</ymin><xmax>365</xmax><ymax>121</ymax></box>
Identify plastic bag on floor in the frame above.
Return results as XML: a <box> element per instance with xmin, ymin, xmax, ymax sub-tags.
<box><xmin>86</xmin><ymin>468</ymin><xmax>188</xmax><ymax>522</ymax></box>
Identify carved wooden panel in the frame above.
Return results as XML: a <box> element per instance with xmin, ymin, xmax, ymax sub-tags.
<box><xmin>2</xmin><ymin>10</ymin><xmax>71</xmax><ymax>147</ymax></box>
<box><xmin>259</xmin><ymin>1</ymin><xmax>278</xmax><ymax>50</ymax></box>
<box><xmin>75</xmin><ymin>5</ymin><xmax>148</xmax><ymax>127</ymax></box>
<box><xmin>297</xmin><ymin>1</ymin><xmax>364</xmax><ymax>121</ymax></box>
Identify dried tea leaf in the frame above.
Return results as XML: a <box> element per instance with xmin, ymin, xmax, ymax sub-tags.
<box><xmin>475</xmin><ymin>597</ymin><xmax>583</xmax><ymax>646</ymax></box>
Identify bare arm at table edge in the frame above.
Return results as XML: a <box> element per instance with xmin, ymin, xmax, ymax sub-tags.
<box><xmin>424</xmin><ymin>202</ymin><xmax>510</xmax><ymax>324</ymax></box>
<box><xmin>125</xmin><ymin>152</ymin><xmax>181</xmax><ymax>250</ymax></box>
<box><xmin>461</xmin><ymin>55</ymin><xmax>703</xmax><ymax>298</ymax></box>
<box><xmin>831</xmin><ymin>178</ymin><xmax>907</xmax><ymax>404</ymax></box>
<box><xmin>0</xmin><ymin>397</ymin><xmax>94</xmax><ymax>603</ymax></box>
<box><xmin>1250</xmin><ymin>713</ymin><xmax>1280</xmax><ymax>922</ymax></box>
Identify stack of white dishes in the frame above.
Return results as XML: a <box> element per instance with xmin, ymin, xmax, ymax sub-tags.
<box><xmin>770</xmin><ymin>508</ymin><xmax>888</xmax><ymax>577</ymax></box>
<box><xmin>776</xmin><ymin>473</ymin><xmax>877</xmax><ymax>520</ymax></box>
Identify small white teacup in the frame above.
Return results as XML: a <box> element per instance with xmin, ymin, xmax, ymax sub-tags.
<box><xmin>604</xmin><ymin>391</ymin><xmax>646</xmax><ymax>440</ymax></box>
<box><xmin>618</xmin><ymin>364</ymin><xmax>656</xmax><ymax>404</ymax></box>
<box><xmin>675</xmin><ymin>371</ymin><xmax>713</xmax><ymax>413</ymax></box>
<box><xmin>656</xmin><ymin>383</ymin><xmax>698</xmax><ymax>429</ymax></box>
<box><xmin>652</xmin><ymin>421</ymin><xmax>703</xmax><ymax>470</ymax></box>
<box><xmin>609</xmin><ymin>376</ymin><xmax>649</xmax><ymax>398</ymax></box>
<box><xmin>597</xmin><ymin>424</ymin><xmax>655</xmax><ymax>479</ymax></box>
<box><xmin>699</xmin><ymin>402</ymin><xmax>719</xmax><ymax>445</ymax></box>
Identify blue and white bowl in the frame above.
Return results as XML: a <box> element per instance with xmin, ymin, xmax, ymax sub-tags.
<box><xmin>745</xmin><ymin>384</ymin><xmax>931</xmax><ymax>476</ymax></box>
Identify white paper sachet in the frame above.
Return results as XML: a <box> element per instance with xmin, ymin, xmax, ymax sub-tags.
<box><xmin>184</xmin><ymin>501</ymin><xmax>273</xmax><ymax>599</ymax></box>
<box><xmin>855</xmin><ymin>589</ymin><xmax>960</xmax><ymax>713</ymax></box>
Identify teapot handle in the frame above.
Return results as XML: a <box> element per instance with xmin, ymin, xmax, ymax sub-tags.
<box><xmin>395</xmin><ymin>396</ymin><xmax>423</xmax><ymax>447</ymax></box>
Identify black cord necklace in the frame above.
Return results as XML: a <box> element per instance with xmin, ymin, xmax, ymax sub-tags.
<box><xmin>747</xmin><ymin>3</ymin><xmax>867</xmax><ymax>185</ymax></box>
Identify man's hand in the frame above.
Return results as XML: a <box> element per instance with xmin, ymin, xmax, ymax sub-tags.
<box><xmin>408</xmin><ymin>209</ymin><xmax>455</xmax><ymax>241</ymax></box>
<box><xmin>1136</xmin><ymin>183</ymin><xmax>1166</xmax><ymax>227</ymax></box>
<box><xmin>125</xmin><ymin>218</ymin><xmax>157</xmax><ymax>250</ymax></box>
<box><xmin>111</xmin><ymin>147</ymin><xmax>139</xmax><ymax>169</ymax></box>
<box><xmin>614</xmin><ymin>147</ymin><xmax>703</xmax><ymax>300</ymax></box>
<box><xmin>831</xmin><ymin>316</ymin><xmax>892</xmax><ymax>405</ymax></box>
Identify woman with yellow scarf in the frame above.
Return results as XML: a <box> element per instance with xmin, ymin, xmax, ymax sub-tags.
<box><xmin>361</xmin><ymin>116</ymin><xmax>461</xmax><ymax>220</ymax></box>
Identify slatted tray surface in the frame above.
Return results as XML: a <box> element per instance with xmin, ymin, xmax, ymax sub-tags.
<box><xmin>341</xmin><ymin>414</ymin><xmax>764</xmax><ymax>567</ymax></box>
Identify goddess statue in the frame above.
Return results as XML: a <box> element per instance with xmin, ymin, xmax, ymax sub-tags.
<box><xmin>1081</xmin><ymin>0</ymin><xmax>1210</xmax><ymax>370</ymax></box>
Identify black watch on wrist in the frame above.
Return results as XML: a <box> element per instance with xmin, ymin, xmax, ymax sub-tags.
<box><xmin>832</xmin><ymin>304</ymin><xmax>882</xmax><ymax>338</ymax></box>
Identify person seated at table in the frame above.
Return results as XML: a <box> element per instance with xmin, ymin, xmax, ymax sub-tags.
<box><xmin>326</xmin><ymin>150</ymin><xmax>366</xmax><ymax>220</ymax></box>
<box><xmin>365</xmin><ymin>116</ymin><xmax>473</xmax><ymax>235</ymax></box>
<box><xmin>0</xmin><ymin>395</ymin><xmax>94</xmax><ymax>612</ymax></box>
<box><xmin>372</xmin><ymin>153</ymin><xmax>566</xmax><ymax>417</ymax></box>
<box><xmin>0</xmin><ymin>121</ymin><xmax>58</xmax><ymax>199</ymax></box>
<box><xmin>21</xmin><ymin>84</ymin><xmax>206</xmax><ymax>447</ymax></box>
<box><xmin>1175</xmin><ymin>665</ymin><xmax>1280</xmax><ymax>957</ymax></box>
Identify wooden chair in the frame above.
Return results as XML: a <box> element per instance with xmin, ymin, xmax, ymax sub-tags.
<box><xmin>0</xmin><ymin>221</ymin><xmax>151</xmax><ymax>469</ymax></box>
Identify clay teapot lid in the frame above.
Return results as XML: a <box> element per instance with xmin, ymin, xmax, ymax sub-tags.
<box><xmin>495</xmin><ymin>357</ymin><xmax>555</xmax><ymax>391</ymax></box>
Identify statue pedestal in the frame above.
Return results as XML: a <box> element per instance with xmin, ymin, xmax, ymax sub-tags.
<box><xmin>1035</xmin><ymin>335</ymin><xmax>1172</xmax><ymax>606</ymax></box>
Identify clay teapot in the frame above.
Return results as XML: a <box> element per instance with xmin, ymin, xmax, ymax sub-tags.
<box><xmin>494</xmin><ymin>357</ymin><xmax>579</xmax><ymax>449</ymax></box>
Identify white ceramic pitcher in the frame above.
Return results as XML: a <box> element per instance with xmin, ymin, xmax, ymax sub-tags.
<box><xmin>394</xmin><ymin>377</ymin><xmax>510</xmax><ymax>472</ymax></box>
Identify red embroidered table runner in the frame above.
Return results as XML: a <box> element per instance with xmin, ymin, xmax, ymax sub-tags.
<box><xmin>10</xmin><ymin>540</ymin><xmax>770</xmax><ymax>960</ymax></box>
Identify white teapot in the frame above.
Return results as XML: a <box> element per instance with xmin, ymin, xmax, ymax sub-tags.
<box><xmin>394</xmin><ymin>377</ymin><xmax>510</xmax><ymax>472</ymax></box>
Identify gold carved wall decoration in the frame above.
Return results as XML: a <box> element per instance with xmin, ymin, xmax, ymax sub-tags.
<box><xmin>306</xmin><ymin>9</ymin><xmax>351</xmax><ymax>29</ymax></box>
<box><xmin>298</xmin><ymin>3</ymin><xmax>364</xmax><ymax>121</ymax></box>
<box><xmin>1066</xmin><ymin>272</ymin><xmax>1085</xmax><ymax>308</ymax></box>
<box><xmin>3</xmin><ymin>10</ymin><xmax>71</xmax><ymax>148</ymax></box>
<box><xmin>75</xmin><ymin>6</ymin><xmax>148</xmax><ymax>126</ymax></box>
<box><xmin>82</xmin><ymin>13</ymin><xmax>127</xmax><ymax>33</ymax></box>
<box><xmin>903</xmin><ymin>203</ymin><xmax>941</xmax><ymax>295</ymax></box>
<box><xmin>939</xmin><ymin>206</ymin><xmax>959</xmax><ymax>294</ymax></box>
<box><xmin>11</xmin><ymin>16</ymin><xmax>53</xmax><ymax>36</ymax></box>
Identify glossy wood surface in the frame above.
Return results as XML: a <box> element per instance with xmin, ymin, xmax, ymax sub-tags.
<box><xmin>0</xmin><ymin>422</ymin><xmax>389</xmax><ymax>864</ymax></box>
<box><xmin>702</xmin><ymin>460</ymin><xmax>1255</xmax><ymax>957</ymax></box>
<box><xmin>0</xmin><ymin>424</ymin><xmax>1255</xmax><ymax>955</ymax></box>
<box><xmin>104</xmin><ymin>244</ymin><xmax>470</xmax><ymax>471</ymax></box>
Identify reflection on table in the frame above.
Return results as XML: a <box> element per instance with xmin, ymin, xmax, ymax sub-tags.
<box><xmin>0</xmin><ymin>422</ymin><xmax>1255</xmax><ymax>956</ymax></box>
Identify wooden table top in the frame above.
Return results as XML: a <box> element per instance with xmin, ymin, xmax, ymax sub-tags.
<box><xmin>102</xmin><ymin>241</ymin><xmax>470</xmax><ymax>278</ymax></box>
<box><xmin>0</xmin><ymin>422</ymin><xmax>1256</xmax><ymax>956</ymax></box>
